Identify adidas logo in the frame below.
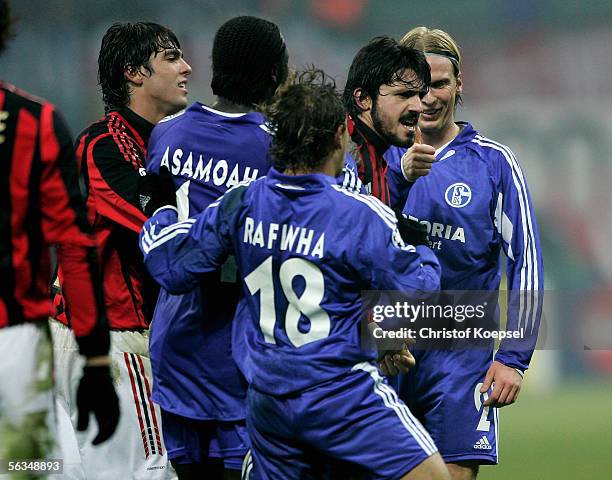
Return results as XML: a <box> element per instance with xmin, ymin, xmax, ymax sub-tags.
<box><xmin>473</xmin><ymin>436</ymin><xmax>492</xmax><ymax>450</ymax></box>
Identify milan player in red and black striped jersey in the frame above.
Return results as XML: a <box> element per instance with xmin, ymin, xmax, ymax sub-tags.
<box><xmin>53</xmin><ymin>24</ymin><xmax>191</xmax><ymax>331</ymax></box>
<box><xmin>0</xmin><ymin>82</ymin><xmax>108</xmax><ymax>350</ymax></box>
<box><xmin>0</xmin><ymin>0</ymin><xmax>118</xmax><ymax>453</ymax></box>
<box><xmin>343</xmin><ymin>36</ymin><xmax>432</xmax><ymax>209</ymax></box>
<box><xmin>50</xmin><ymin>22</ymin><xmax>191</xmax><ymax>479</ymax></box>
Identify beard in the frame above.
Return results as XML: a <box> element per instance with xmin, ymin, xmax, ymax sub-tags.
<box><xmin>371</xmin><ymin>100</ymin><xmax>416</xmax><ymax>148</ymax></box>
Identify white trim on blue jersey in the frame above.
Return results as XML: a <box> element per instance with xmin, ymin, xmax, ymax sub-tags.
<box><xmin>201</xmin><ymin>105</ymin><xmax>248</xmax><ymax>117</ymax></box>
<box><xmin>352</xmin><ymin>362</ymin><xmax>438</xmax><ymax>456</ymax></box>
<box><xmin>332</xmin><ymin>185</ymin><xmax>416</xmax><ymax>252</ymax></box>
<box><xmin>471</xmin><ymin>135</ymin><xmax>541</xmax><ymax>334</ymax></box>
<box><xmin>141</xmin><ymin>217</ymin><xmax>196</xmax><ymax>254</ymax></box>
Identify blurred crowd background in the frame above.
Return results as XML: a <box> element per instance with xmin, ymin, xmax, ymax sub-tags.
<box><xmin>2</xmin><ymin>1</ymin><xmax>611</xmax><ymax>476</ymax></box>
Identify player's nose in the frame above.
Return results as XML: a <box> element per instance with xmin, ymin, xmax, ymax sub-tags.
<box><xmin>421</xmin><ymin>89</ymin><xmax>436</xmax><ymax>107</ymax></box>
<box><xmin>407</xmin><ymin>95</ymin><xmax>423</xmax><ymax>113</ymax></box>
<box><xmin>180</xmin><ymin>58</ymin><xmax>192</xmax><ymax>76</ymax></box>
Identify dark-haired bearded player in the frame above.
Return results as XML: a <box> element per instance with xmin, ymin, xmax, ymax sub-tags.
<box><xmin>341</xmin><ymin>35</ymin><xmax>434</xmax><ymax>211</ymax></box>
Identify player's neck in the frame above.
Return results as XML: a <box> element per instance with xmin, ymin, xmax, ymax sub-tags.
<box><xmin>212</xmin><ymin>97</ymin><xmax>253</xmax><ymax>114</ymax></box>
<box><xmin>284</xmin><ymin>156</ymin><xmax>340</xmax><ymax>178</ymax></box>
<box><xmin>422</xmin><ymin>121</ymin><xmax>460</xmax><ymax>150</ymax></box>
<box><xmin>128</xmin><ymin>100</ymin><xmax>169</xmax><ymax>125</ymax></box>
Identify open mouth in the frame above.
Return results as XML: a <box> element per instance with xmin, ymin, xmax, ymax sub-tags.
<box><xmin>421</xmin><ymin>108</ymin><xmax>440</xmax><ymax>118</ymax></box>
<box><xmin>178</xmin><ymin>81</ymin><xmax>188</xmax><ymax>91</ymax></box>
<box><xmin>400</xmin><ymin>117</ymin><xmax>418</xmax><ymax>132</ymax></box>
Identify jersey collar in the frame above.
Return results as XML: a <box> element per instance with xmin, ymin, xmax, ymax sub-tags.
<box><xmin>267</xmin><ymin>167</ymin><xmax>336</xmax><ymax>191</ymax></box>
<box><xmin>118</xmin><ymin>107</ymin><xmax>155</xmax><ymax>142</ymax></box>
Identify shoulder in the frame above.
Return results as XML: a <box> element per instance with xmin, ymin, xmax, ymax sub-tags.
<box><xmin>217</xmin><ymin>177</ymin><xmax>265</xmax><ymax>222</ymax></box>
<box><xmin>466</xmin><ymin>131</ymin><xmax>519</xmax><ymax>169</ymax></box>
<box><xmin>80</xmin><ymin>112</ymin><xmax>121</xmax><ymax>138</ymax></box>
<box><xmin>79</xmin><ymin>114</ymin><xmax>141</xmax><ymax>164</ymax></box>
<box><xmin>0</xmin><ymin>81</ymin><xmax>50</xmax><ymax>114</ymax></box>
<box><xmin>330</xmin><ymin>185</ymin><xmax>397</xmax><ymax>229</ymax></box>
<box><xmin>153</xmin><ymin>107</ymin><xmax>190</xmax><ymax>139</ymax></box>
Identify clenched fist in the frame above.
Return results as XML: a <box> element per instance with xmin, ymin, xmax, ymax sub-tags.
<box><xmin>401</xmin><ymin>143</ymin><xmax>436</xmax><ymax>182</ymax></box>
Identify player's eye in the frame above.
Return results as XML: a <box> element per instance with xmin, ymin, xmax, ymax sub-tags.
<box><xmin>431</xmin><ymin>81</ymin><xmax>450</xmax><ymax>89</ymax></box>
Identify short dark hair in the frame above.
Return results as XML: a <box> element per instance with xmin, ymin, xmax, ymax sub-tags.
<box><xmin>0</xmin><ymin>0</ymin><xmax>13</xmax><ymax>54</ymax></box>
<box><xmin>343</xmin><ymin>36</ymin><xmax>431</xmax><ymax>119</ymax></box>
<box><xmin>263</xmin><ymin>68</ymin><xmax>345</xmax><ymax>173</ymax></box>
<box><xmin>98</xmin><ymin>22</ymin><xmax>180</xmax><ymax>112</ymax></box>
<box><xmin>211</xmin><ymin>16</ymin><xmax>288</xmax><ymax>106</ymax></box>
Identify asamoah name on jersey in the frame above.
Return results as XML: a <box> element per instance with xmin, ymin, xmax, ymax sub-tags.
<box><xmin>160</xmin><ymin>146</ymin><xmax>260</xmax><ymax>188</ymax></box>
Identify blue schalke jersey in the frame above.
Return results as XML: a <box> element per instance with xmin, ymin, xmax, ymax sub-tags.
<box><xmin>387</xmin><ymin>122</ymin><xmax>544</xmax><ymax>371</ymax></box>
<box><xmin>140</xmin><ymin>168</ymin><xmax>441</xmax><ymax>396</ymax></box>
<box><xmin>145</xmin><ymin>103</ymin><xmax>272</xmax><ymax>420</ymax></box>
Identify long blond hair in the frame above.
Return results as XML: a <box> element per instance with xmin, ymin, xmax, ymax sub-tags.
<box><xmin>400</xmin><ymin>26</ymin><xmax>463</xmax><ymax>106</ymax></box>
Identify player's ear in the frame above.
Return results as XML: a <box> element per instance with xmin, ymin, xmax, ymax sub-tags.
<box><xmin>455</xmin><ymin>71</ymin><xmax>463</xmax><ymax>95</ymax></box>
<box><xmin>334</xmin><ymin>122</ymin><xmax>347</xmax><ymax>150</ymax></box>
<box><xmin>124</xmin><ymin>65</ymin><xmax>144</xmax><ymax>86</ymax></box>
<box><xmin>353</xmin><ymin>88</ymin><xmax>371</xmax><ymax>112</ymax></box>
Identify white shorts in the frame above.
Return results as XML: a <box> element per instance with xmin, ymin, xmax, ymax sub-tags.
<box><xmin>0</xmin><ymin>322</ymin><xmax>58</xmax><ymax>478</ymax></box>
<box><xmin>50</xmin><ymin>320</ymin><xmax>176</xmax><ymax>480</ymax></box>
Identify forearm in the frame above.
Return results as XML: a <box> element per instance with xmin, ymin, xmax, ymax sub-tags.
<box><xmin>56</xmin><ymin>243</ymin><xmax>110</xmax><ymax>358</ymax></box>
<box><xmin>140</xmin><ymin>206</ymin><xmax>202</xmax><ymax>294</ymax></box>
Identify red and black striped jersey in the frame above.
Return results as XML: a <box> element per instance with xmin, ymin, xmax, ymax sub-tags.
<box><xmin>68</xmin><ymin>108</ymin><xmax>158</xmax><ymax>330</ymax></box>
<box><xmin>0</xmin><ymin>81</ymin><xmax>109</xmax><ymax>357</ymax></box>
<box><xmin>347</xmin><ymin>114</ymin><xmax>391</xmax><ymax>206</ymax></box>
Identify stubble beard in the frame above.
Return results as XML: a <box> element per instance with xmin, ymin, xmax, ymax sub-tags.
<box><xmin>371</xmin><ymin>101</ymin><xmax>415</xmax><ymax>149</ymax></box>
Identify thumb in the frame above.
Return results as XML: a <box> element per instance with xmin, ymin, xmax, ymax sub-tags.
<box><xmin>480</xmin><ymin>366</ymin><xmax>495</xmax><ymax>393</ymax></box>
<box><xmin>415</xmin><ymin>126</ymin><xmax>422</xmax><ymax>144</ymax></box>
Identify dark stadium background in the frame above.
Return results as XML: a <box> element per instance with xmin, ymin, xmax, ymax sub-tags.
<box><xmin>3</xmin><ymin>1</ymin><xmax>611</xmax><ymax>478</ymax></box>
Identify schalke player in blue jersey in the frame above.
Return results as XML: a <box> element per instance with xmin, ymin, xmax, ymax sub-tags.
<box><xmin>144</xmin><ymin>16</ymin><xmax>289</xmax><ymax>479</ymax></box>
<box><xmin>386</xmin><ymin>28</ymin><xmax>544</xmax><ymax>480</ymax></box>
<box><xmin>139</xmin><ymin>69</ymin><xmax>451</xmax><ymax>480</ymax></box>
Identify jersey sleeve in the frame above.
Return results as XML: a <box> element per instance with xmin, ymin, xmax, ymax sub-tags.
<box><xmin>491</xmin><ymin>149</ymin><xmax>544</xmax><ymax>372</ymax></box>
<box><xmin>39</xmin><ymin>107</ymin><xmax>109</xmax><ymax>357</ymax></box>
<box><xmin>385</xmin><ymin>146</ymin><xmax>414</xmax><ymax>210</ymax></box>
<box><xmin>145</xmin><ymin>122</ymin><xmax>168</xmax><ymax>174</ymax></box>
<box><xmin>85</xmin><ymin>133</ymin><xmax>148</xmax><ymax>233</ymax></box>
<box><xmin>336</xmin><ymin>152</ymin><xmax>366</xmax><ymax>194</ymax></box>
<box><xmin>352</xmin><ymin>195</ymin><xmax>441</xmax><ymax>292</ymax></box>
<box><xmin>139</xmin><ymin>188</ymin><xmax>242</xmax><ymax>294</ymax></box>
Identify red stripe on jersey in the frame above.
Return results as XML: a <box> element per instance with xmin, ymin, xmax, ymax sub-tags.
<box><xmin>0</xmin><ymin>299</ymin><xmax>7</xmax><ymax>329</ymax></box>
<box><xmin>0</xmin><ymin>90</ymin><xmax>6</xmax><ymax>328</ymax></box>
<box><xmin>9</xmin><ymin>107</ymin><xmax>38</xmax><ymax>319</ymax></box>
<box><xmin>88</xmin><ymin>225</ymin><xmax>146</xmax><ymax>330</ymax></box>
<box><xmin>371</xmin><ymin>148</ymin><xmax>381</xmax><ymax>198</ymax></box>
<box><xmin>116</xmin><ymin>121</ymin><xmax>140</xmax><ymax>170</ymax></box>
<box><xmin>113</xmin><ymin>112</ymin><xmax>147</xmax><ymax>152</ymax></box>
<box><xmin>75</xmin><ymin>134</ymin><xmax>87</xmax><ymax>177</ymax></box>
<box><xmin>39</xmin><ymin>104</ymin><xmax>80</xmax><ymax>244</ymax></box>
<box><xmin>86</xmin><ymin>135</ymin><xmax>147</xmax><ymax>233</ymax></box>
<box><xmin>108</xmin><ymin>116</ymin><xmax>132</xmax><ymax>168</ymax></box>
